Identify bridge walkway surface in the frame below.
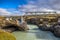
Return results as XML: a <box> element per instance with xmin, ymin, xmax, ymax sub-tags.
<box><xmin>13</xmin><ymin>24</ymin><xmax>60</xmax><ymax>40</ymax></box>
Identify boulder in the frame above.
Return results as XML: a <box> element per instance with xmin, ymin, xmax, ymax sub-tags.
<box><xmin>37</xmin><ymin>24</ymin><xmax>50</xmax><ymax>31</ymax></box>
<box><xmin>2</xmin><ymin>25</ymin><xmax>18</xmax><ymax>33</ymax></box>
<box><xmin>18</xmin><ymin>22</ymin><xmax>29</xmax><ymax>31</ymax></box>
<box><xmin>53</xmin><ymin>24</ymin><xmax>60</xmax><ymax>37</ymax></box>
<box><xmin>50</xmin><ymin>23</ymin><xmax>60</xmax><ymax>37</ymax></box>
<box><xmin>0</xmin><ymin>19</ymin><xmax>29</xmax><ymax>32</ymax></box>
<box><xmin>27</xmin><ymin>18</ymin><xmax>40</xmax><ymax>25</ymax></box>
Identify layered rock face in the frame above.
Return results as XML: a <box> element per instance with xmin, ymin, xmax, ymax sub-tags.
<box><xmin>0</xmin><ymin>18</ymin><xmax>29</xmax><ymax>33</ymax></box>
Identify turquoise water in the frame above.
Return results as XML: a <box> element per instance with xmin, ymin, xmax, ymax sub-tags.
<box><xmin>13</xmin><ymin>25</ymin><xmax>60</xmax><ymax>40</ymax></box>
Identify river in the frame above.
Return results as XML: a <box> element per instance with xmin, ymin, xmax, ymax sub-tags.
<box><xmin>13</xmin><ymin>24</ymin><xmax>60</xmax><ymax>40</ymax></box>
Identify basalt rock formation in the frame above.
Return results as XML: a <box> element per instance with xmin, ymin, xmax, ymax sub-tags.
<box><xmin>0</xmin><ymin>18</ymin><xmax>29</xmax><ymax>33</ymax></box>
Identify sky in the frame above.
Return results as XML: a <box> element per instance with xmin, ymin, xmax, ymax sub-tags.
<box><xmin>0</xmin><ymin>0</ymin><xmax>60</xmax><ymax>16</ymax></box>
<box><xmin>0</xmin><ymin>0</ymin><xmax>27</xmax><ymax>8</ymax></box>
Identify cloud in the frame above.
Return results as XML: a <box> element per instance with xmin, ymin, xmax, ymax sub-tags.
<box><xmin>1</xmin><ymin>0</ymin><xmax>60</xmax><ymax>16</ymax></box>
<box><xmin>18</xmin><ymin>0</ymin><xmax>56</xmax><ymax>13</ymax></box>
<box><xmin>18</xmin><ymin>0</ymin><xmax>60</xmax><ymax>13</ymax></box>
<box><xmin>33</xmin><ymin>0</ymin><xmax>60</xmax><ymax>10</ymax></box>
<box><xmin>0</xmin><ymin>8</ymin><xmax>11</xmax><ymax>16</ymax></box>
<box><xmin>18</xmin><ymin>4</ymin><xmax>38</xmax><ymax>12</ymax></box>
<box><xmin>0</xmin><ymin>8</ymin><xmax>23</xmax><ymax>16</ymax></box>
<box><xmin>48</xmin><ymin>0</ymin><xmax>60</xmax><ymax>10</ymax></box>
<box><xmin>11</xmin><ymin>10</ymin><xmax>24</xmax><ymax>16</ymax></box>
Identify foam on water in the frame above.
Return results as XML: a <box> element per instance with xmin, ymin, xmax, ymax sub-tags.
<box><xmin>13</xmin><ymin>24</ymin><xmax>60</xmax><ymax>40</ymax></box>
